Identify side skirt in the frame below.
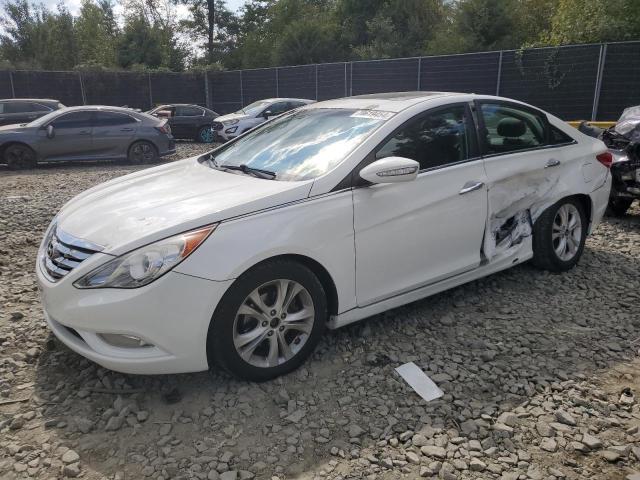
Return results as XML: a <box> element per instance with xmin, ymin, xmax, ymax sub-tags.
<box><xmin>328</xmin><ymin>247</ymin><xmax>533</xmax><ymax>330</ymax></box>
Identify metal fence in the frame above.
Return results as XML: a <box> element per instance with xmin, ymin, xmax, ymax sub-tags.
<box><xmin>2</xmin><ymin>41</ymin><xmax>640</xmax><ymax>120</ymax></box>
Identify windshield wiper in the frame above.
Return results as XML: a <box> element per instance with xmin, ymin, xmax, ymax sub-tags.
<box><xmin>207</xmin><ymin>155</ymin><xmax>276</xmax><ymax>179</ymax></box>
<box><xmin>222</xmin><ymin>164</ymin><xmax>277</xmax><ymax>179</ymax></box>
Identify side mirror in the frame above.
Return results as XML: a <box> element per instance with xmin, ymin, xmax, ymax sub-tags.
<box><xmin>359</xmin><ymin>157</ymin><xmax>420</xmax><ymax>184</ymax></box>
<box><xmin>262</xmin><ymin>110</ymin><xmax>272</xmax><ymax>119</ymax></box>
<box><xmin>46</xmin><ymin>125</ymin><xmax>55</xmax><ymax>139</ymax></box>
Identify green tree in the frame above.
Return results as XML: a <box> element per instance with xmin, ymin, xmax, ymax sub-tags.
<box><xmin>75</xmin><ymin>0</ymin><xmax>118</xmax><ymax>68</ymax></box>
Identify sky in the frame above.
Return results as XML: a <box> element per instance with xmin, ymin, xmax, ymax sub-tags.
<box><xmin>40</xmin><ymin>0</ymin><xmax>247</xmax><ymax>18</ymax></box>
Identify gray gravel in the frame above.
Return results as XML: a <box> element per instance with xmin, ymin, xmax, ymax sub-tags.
<box><xmin>1</xmin><ymin>144</ymin><xmax>640</xmax><ymax>480</ymax></box>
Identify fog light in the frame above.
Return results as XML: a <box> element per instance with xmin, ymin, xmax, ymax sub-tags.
<box><xmin>225</xmin><ymin>126</ymin><xmax>238</xmax><ymax>134</ymax></box>
<box><xmin>99</xmin><ymin>333</ymin><xmax>152</xmax><ymax>348</ymax></box>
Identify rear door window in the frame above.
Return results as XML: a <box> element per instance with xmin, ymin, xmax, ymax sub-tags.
<box><xmin>93</xmin><ymin>112</ymin><xmax>136</xmax><ymax>126</ymax></box>
<box><xmin>176</xmin><ymin>106</ymin><xmax>203</xmax><ymax>116</ymax></box>
<box><xmin>4</xmin><ymin>102</ymin><xmax>33</xmax><ymax>114</ymax></box>
<box><xmin>479</xmin><ymin>102</ymin><xmax>549</xmax><ymax>154</ymax></box>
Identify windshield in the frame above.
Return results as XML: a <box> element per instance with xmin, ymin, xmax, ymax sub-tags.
<box><xmin>28</xmin><ymin>109</ymin><xmax>64</xmax><ymax>127</ymax></box>
<box><xmin>210</xmin><ymin>108</ymin><xmax>388</xmax><ymax>181</ymax></box>
<box><xmin>239</xmin><ymin>100</ymin><xmax>271</xmax><ymax>117</ymax></box>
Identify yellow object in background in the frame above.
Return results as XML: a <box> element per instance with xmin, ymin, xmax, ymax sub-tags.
<box><xmin>567</xmin><ymin>121</ymin><xmax>616</xmax><ymax>129</ymax></box>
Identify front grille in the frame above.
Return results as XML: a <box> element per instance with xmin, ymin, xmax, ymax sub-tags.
<box><xmin>43</xmin><ymin>228</ymin><xmax>102</xmax><ymax>281</ymax></box>
<box><xmin>212</xmin><ymin>121</ymin><xmax>223</xmax><ymax>131</ymax></box>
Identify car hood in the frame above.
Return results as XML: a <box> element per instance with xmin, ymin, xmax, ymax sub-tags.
<box><xmin>0</xmin><ymin>123</ymin><xmax>30</xmax><ymax>133</ymax></box>
<box><xmin>215</xmin><ymin>112</ymin><xmax>250</xmax><ymax>123</ymax></box>
<box><xmin>56</xmin><ymin>157</ymin><xmax>313</xmax><ymax>255</ymax></box>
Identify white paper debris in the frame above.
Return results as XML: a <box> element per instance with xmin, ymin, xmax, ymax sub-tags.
<box><xmin>395</xmin><ymin>362</ymin><xmax>444</xmax><ymax>402</ymax></box>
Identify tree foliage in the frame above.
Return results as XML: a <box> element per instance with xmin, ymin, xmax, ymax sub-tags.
<box><xmin>1</xmin><ymin>0</ymin><xmax>639</xmax><ymax>72</ymax></box>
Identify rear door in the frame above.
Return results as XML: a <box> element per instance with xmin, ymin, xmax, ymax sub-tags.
<box><xmin>38</xmin><ymin>111</ymin><xmax>94</xmax><ymax>161</ymax></box>
<box><xmin>476</xmin><ymin>100</ymin><xmax>575</xmax><ymax>259</ymax></box>
<box><xmin>173</xmin><ymin>105</ymin><xmax>205</xmax><ymax>138</ymax></box>
<box><xmin>91</xmin><ymin>111</ymin><xmax>139</xmax><ymax>159</ymax></box>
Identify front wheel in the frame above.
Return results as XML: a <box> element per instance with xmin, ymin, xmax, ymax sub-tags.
<box><xmin>5</xmin><ymin>144</ymin><xmax>37</xmax><ymax>170</ymax></box>
<box><xmin>127</xmin><ymin>141</ymin><xmax>158</xmax><ymax>164</ymax></box>
<box><xmin>208</xmin><ymin>260</ymin><xmax>327</xmax><ymax>381</ymax></box>
<box><xmin>532</xmin><ymin>198</ymin><xmax>587</xmax><ymax>272</ymax></box>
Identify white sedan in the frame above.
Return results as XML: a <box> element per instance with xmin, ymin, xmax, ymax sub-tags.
<box><xmin>37</xmin><ymin>92</ymin><xmax>611</xmax><ymax>381</ymax></box>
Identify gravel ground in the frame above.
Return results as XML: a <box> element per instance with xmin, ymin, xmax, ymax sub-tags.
<box><xmin>1</xmin><ymin>143</ymin><xmax>640</xmax><ymax>480</ymax></box>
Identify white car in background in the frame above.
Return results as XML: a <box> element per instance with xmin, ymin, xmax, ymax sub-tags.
<box><xmin>212</xmin><ymin>98</ymin><xmax>314</xmax><ymax>141</ymax></box>
<box><xmin>37</xmin><ymin>92</ymin><xmax>611</xmax><ymax>381</ymax></box>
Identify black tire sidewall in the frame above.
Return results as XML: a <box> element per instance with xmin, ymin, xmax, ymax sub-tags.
<box><xmin>6</xmin><ymin>145</ymin><xmax>36</xmax><ymax>170</ymax></box>
<box><xmin>128</xmin><ymin>141</ymin><xmax>157</xmax><ymax>164</ymax></box>
<box><xmin>208</xmin><ymin>261</ymin><xmax>327</xmax><ymax>382</ymax></box>
<box><xmin>539</xmin><ymin>198</ymin><xmax>587</xmax><ymax>270</ymax></box>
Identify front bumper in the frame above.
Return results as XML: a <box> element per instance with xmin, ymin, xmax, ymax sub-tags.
<box><xmin>37</xmin><ymin>263</ymin><xmax>233</xmax><ymax>374</ymax></box>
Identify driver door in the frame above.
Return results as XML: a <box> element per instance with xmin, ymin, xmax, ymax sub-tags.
<box><xmin>38</xmin><ymin>111</ymin><xmax>94</xmax><ymax>161</ymax></box>
<box><xmin>353</xmin><ymin>103</ymin><xmax>488</xmax><ymax>306</ymax></box>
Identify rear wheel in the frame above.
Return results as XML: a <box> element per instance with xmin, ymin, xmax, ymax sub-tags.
<box><xmin>5</xmin><ymin>144</ymin><xmax>37</xmax><ymax>170</ymax></box>
<box><xmin>607</xmin><ymin>197</ymin><xmax>633</xmax><ymax>217</ymax></box>
<box><xmin>532</xmin><ymin>198</ymin><xmax>587</xmax><ymax>272</ymax></box>
<box><xmin>208</xmin><ymin>260</ymin><xmax>327</xmax><ymax>381</ymax></box>
<box><xmin>197</xmin><ymin>126</ymin><xmax>215</xmax><ymax>143</ymax></box>
<box><xmin>127</xmin><ymin>141</ymin><xmax>158</xmax><ymax>165</ymax></box>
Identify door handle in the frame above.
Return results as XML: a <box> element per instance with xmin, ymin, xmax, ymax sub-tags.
<box><xmin>78</xmin><ymin>130</ymin><xmax>90</xmax><ymax>135</ymax></box>
<box><xmin>545</xmin><ymin>159</ymin><xmax>561</xmax><ymax>168</ymax></box>
<box><xmin>459</xmin><ymin>181</ymin><xmax>484</xmax><ymax>195</ymax></box>
<box><xmin>120</xmin><ymin>128</ymin><xmax>134</xmax><ymax>132</ymax></box>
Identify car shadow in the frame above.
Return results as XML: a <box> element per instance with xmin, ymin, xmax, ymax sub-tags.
<box><xmin>31</xmin><ymin>223</ymin><xmax>640</xmax><ymax>479</ymax></box>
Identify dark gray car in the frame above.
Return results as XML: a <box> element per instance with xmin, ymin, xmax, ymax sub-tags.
<box><xmin>0</xmin><ymin>106</ymin><xmax>176</xmax><ymax>169</ymax></box>
<box><xmin>0</xmin><ymin>98</ymin><xmax>65</xmax><ymax>126</ymax></box>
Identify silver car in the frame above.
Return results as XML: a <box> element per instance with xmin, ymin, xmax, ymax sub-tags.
<box><xmin>212</xmin><ymin>98</ymin><xmax>314</xmax><ymax>142</ymax></box>
<box><xmin>0</xmin><ymin>106</ymin><xmax>176</xmax><ymax>169</ymax></box>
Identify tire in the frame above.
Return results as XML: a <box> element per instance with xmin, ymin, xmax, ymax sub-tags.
<box><xmin>607</xmin><ymin>197</ymin><xmax>633</xmax><ymax>217</ymax></box>
<box><xmin>127</xmin><ymin>141</ymin><xmax>158</xmax><ymax>165</ymax></box>
<box><xmin>208</xmin><ymin>260</ymin><xmax>327</xmax><ymax>381</ymax></box>
<box><xmin>5</xmin><ymin>144</ymin><xmax>37</xmax><ymax>170</ymax></box>
<box><xmin>196</xmin><ymin>126</ymin><xmax>215</xmax><ymax>143</ymax></box>
<box><xmin>532</xmin><ymin>198</ymin><xmax>587</xmax><ymax>272</ymax></box>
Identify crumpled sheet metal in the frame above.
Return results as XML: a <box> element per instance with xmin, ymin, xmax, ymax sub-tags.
<box><xmin>483</xmin><ymin>174</ymin><xmax>560</xmax><ymax>259</ymax></box>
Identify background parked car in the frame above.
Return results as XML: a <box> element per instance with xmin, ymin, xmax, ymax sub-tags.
<box><xmin>0</xmin><ymin>106</ymin><xmax>175</xmax><ymax>169</ymax></box>
<box><xmin>147</xmin><ymin>104</ymin><xmax>219</xmax><ymax>143</ymax></box>
<box><xmin>0</xmin><ymin>98</ymin><xmax>64</xmax><ymax>126</ymax></box>
<box><xmin>212</xmin><ymin>98</ymin><xmax>314</xmax><ymax>142</ymax></box>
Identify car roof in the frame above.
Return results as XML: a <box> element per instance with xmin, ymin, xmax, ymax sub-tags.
<box><xmin>258</xmin><ymin>98</ymin><xmax>315</xmax><ymax>104</ymax></box>
<box><xmin>0</xmin><ymin>98</ymin><xmax>60</xmax><ymax>103</ymax></box>
<box><xmin>305</xmin><ymin>91</ymin><xmax>462</xmax><ymax>113</ymax></box>
<box><xmin>60</xmin><ymin>105</ymin><xmax>141</xmax><ymax>113</ymax></box>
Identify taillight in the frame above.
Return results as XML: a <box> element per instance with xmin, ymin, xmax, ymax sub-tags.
<box><xmin>155</xmin><ymin>123</ymin><xmax>171</xmax><ymax>135</ymax></box>
<box><xmin>596</xmin><ymin>152</ymin><xmax>612</xmax><ymax>168</ymax></box>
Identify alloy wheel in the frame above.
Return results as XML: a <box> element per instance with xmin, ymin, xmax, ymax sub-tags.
<box><xmin>233</xmin><ymin>279</ymin><xmax>315</xmax><ymax>368</ymax></box>
<box><xmin>552</xmin><ymin>203</ymin><xmax>582</xmax><ymax>261</ymax></box>
<box><xmin>199</xmin><ymin>127</ymin><xmax>215</xmax><ymax>143</ymax></box>
<box><xmin>6</xmin><ymin>146</ymin><xmax>36</xmax><ymax>169</ymax></box>
<box><xmin>131</xmin><ymin>143</ymin><xmax>154</xmax><ymax>163</ymax></box>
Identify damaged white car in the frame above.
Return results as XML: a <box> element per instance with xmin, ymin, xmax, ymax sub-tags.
<box><xmin>37</xmin><ymin>92</ymin><xmax>611</xmax><ymax>381</ymax></box>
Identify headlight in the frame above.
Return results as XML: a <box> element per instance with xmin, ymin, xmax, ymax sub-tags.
<box><xmin>223</xmin><ymin>119</ymin><xmax>240</xmax><ymax>126</ymax></box>
<box><xmin>74</xmin><ymin>225</ymin><xmax>216</xmax><ymax>289</ymax></box>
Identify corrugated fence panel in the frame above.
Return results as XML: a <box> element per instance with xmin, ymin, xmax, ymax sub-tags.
<box><xmin>243</xmin><ymin>69</ymin><xmax>277</xmax><ymax>105</ymax></box>
<box><xmin>499</xmin><ymin>45</ymin><xmax>600</xmax><ymax>120</ymax></box>
<box><xmin>278</xmin><ymin>65</ymin><xmax>316</xmax><ymax>100</ymax></box>
<box><xmin>420</xmin><ymin>52</ymin><xmax>500</xmax><ymax>95</ymax></box>
<box><xmin>13</xmin><ymin>70</ymin><xmax>83</xmax><ymax>105</ymax></box>
<box><xmin>0</xmin><ymin>71</ymin><xmax>14</xmax><ymax>98</ymax></box>
<box><xmin>317</xmin><ymin>62</ymin><xmax>348</xmax><ymax>100</ymax></box>
<box><xmin>83</xmin><ymin>72</ymin><xmax>151</xmax><ymax>110</ymax></box>
<box><xmin>597</xmin><ymin>42</ymin><xmax>640</xmax><ymax>121</ymax></box>
<box><xmin>352</xmin><ymin>58</ymin><xmax>419</xmax><ymax>95</ymax></box>
<box><xmin>150</xmin><ymin>72</ymin><xmax>205</xmax><ymax>107</ymax></box>
<box><xmin>210</xmin><ymin>71</ymin><xmax>241</xmax><ymax>114</ymax></box>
